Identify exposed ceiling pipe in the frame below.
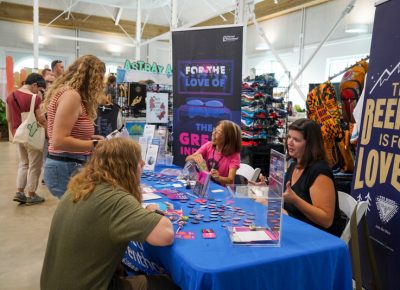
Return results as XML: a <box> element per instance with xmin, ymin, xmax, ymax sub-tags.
<box><xmin>77</xmin><ymin>0</ymin><xmax>169</xmax><ymax>9</ymax></box>
<box><xmin>65</xmin><ymin>0</ymin><xmax>74</xmax><ymax>20</ymax></box>
<box><xmin>46</xmin><ymin>0</ymin><xmax>80</xmax><ymax>28</ymax></box>
<box><xmin>100</xmin><ymin>5</ymin><xmax>137</xmax><ymax>46</ymax></box>
<box><xmin>114</xmin><ymin>7</ymin><xmax>123</xmax><ymax>25</ymax></box>
<box><xmin>203</xmin><ymin>0</ymin><xmax>227</xmax><ymax>22</ymax></box>
<box><xmin>40</xmin><ymin>33</ymin><xmax>136</xmax><ymax>47</ymax></box>
<box><xmin>42</xmin><ymin>1</ymin><xmax>238</xmax><ymax>51</ymax></box>
<box><xmin>140</xmin><ymin>3</ymin><xmax>237</xmax><ymax>48</ymax></box>
<box><xmin>141</xmin><ymin>13</ymin><xmax>150</xmax><ymax>36</ymax></box>
<box><xmin>288</xmin><ymin>0</ymin><xmax>357</xmax><ymax>94</ymax></box>
<box><xmin>249</xmin><ymin>3</ymin><xmax>306</xmax><ymax>101</ymax></box>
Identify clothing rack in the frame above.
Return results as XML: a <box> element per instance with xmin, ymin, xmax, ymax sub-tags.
<box><xmin>328</xmin><ymin>56</ymin><xmax>370</xmax><ymax>81</ymax></box>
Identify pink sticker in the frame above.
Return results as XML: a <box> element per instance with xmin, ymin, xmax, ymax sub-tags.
<box><xmin>194</xmin><ymin>198</ymin><xmax>207</xmax><ymax>204</ymax></box>
<box><xmin>175</xmin><ymin>231</ymin><xmax>196</xmax><ymax>240</ymax></box>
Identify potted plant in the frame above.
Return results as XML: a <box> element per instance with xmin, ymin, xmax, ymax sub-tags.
<box><xmin>0</xmin><ymin>99</ymin><xmax>9</xmax><ymax>140</ymax></box>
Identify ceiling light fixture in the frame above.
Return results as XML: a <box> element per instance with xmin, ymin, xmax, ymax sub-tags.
<box><xmin>345</xmin><ymin>23</ymin><xmax>368</xmax><ymax>33</ymax></box>
<box><xmin>255</xmin><ymin>43</ymin><xmax>269</xmax><ymax>51</ymax></box>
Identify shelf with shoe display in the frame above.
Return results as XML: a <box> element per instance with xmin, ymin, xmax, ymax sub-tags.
<box><xmin>240</xmin><ymin>74</ymin><xmax>287</xmax><ymax>176</ymax></box>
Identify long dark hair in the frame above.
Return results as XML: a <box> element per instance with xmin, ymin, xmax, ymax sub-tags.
<box><xmin>287</xmin><ymin>118</ymin><xmax>326</xmax><ymax>168</ymax></box>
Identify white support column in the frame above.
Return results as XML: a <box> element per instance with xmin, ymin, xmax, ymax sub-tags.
<box><xmin>235</xmin><ymin>0</ymin><xmax>247</xmax><ymax>78</ymax></box>
<box><xmin>33</xmin><ymin>0</ymin><xmax>39</xmax><ymax>72</ymax></box>
<box><xmin>298</xmin><ymin>8</ymin><xmax>306</xmax><ymax>78</ymax></box>
<box><xmin>234</xmin><ymin>0</ymin><xmax>244</xmax><ymax>25</ymax></box>
<box><xmin>75</xmin><ymin>29</ymin><xmax>80</xmax><ymax>59</ymax></box>
<box><xmin>135</xmin><ymin>0</ymin><xmax>141</xmax><ymax>61</ymax></box>
<box><xmin>170</xmin><ymin>0</ymin><xmax>178</xmax><ymax>65</ymax></box>
<box><xmin>171</xmin><ymin>0</ymin><xmax>178</xmax><ymax>30</ymax></box>
<box><xmin>241</xmin><ymin>0</ymin><xmax>251</xmax><ymax>78</ymax></box>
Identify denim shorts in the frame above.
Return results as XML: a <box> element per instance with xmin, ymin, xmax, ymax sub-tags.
<box><xmin>44</xmin><ymin>153</ymin><xmax>89</xmax><ymax>198</ymax></box>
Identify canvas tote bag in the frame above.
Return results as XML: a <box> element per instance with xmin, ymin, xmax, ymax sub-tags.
<box><xmin>13</xmin><ymin>94</ymin><xmax>45</xmax><ymax>151</ymax></box>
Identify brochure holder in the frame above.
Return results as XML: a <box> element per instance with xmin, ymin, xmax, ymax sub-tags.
<box><xmin>192</xmin><ymin>171</ymin><xmax>211</xmax><ymax>198</ymax></box>
<box><xmin>178</xmin><ymin>161</ymin><xmax>199</xmax><ymax>183</ymax></box>
<box><xmin>143</xmin><ymin>144</ymin><xmax>159</xmax><ymax>171</ymax></box>
<box><xmin>227</xmin><ymin>184</ymin><xmax>283</xmax><ymax>247</ymax></box>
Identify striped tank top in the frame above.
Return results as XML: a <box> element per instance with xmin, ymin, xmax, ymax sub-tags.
<box><xmin>47</xmin><ymin>87</ymin><xmax>94</xmax><ymax>155</ymax></box>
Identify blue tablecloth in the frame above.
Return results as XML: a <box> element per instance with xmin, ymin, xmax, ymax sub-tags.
<box><xmin>127</xmin><ymin>167</ymin><xmax>352</xmax><ymax>290</ymax></box>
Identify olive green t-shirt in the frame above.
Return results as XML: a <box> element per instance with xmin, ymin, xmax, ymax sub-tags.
<box><xmin>41</xmin><ymin>183</ymin><xmax>162</xmax><ymax>290</ymax></box>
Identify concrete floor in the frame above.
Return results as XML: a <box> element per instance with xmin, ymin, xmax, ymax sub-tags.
<box><xmin>0</xmin><ymin>141</ymin><xmax>58</xmax><ymax>290</ymax></box>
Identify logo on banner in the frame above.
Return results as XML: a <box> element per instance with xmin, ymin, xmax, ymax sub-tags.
<box><xmin>376</xmin><ymin>195</ymin><xmax>399</xmax><ymax>224</ymax></box>
<box><xmin>223</xmin><ymin>35</ymin><xmax>239</xmax><ymax>42</ymax></box>
<box><xmin>369</xmin><ymin>61</ymin><xmax>400</xmax><ymax>94</ymax></box>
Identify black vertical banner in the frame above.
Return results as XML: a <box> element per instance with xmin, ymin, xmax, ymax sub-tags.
<box><xmin>172</xmin><ymin>26</ymin><xmax>243</xmax><ymax>166</ymax></box>
<box><xmin>351</xmin><ymin>1</ymin><xmax>400</xmax><ymax>289</ymax></box>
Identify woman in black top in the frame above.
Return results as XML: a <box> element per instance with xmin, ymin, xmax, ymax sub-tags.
<box><xmin>284</xmin><ymin>118</ymin><xmax>346</xmax><ymax>237</ymax></box>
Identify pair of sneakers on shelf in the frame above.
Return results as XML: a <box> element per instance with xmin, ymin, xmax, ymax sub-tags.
<box><xmin>13</xmin><ymin>191</ymin><xmax>45</xmax><ymax>205</ymax></box>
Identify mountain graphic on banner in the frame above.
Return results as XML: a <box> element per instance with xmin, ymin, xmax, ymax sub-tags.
<box><xmin>376</xmin><ymin>195</ymin><xmax>399</xmax><ymax>224</ymax></box>
<box><xmin>369</xmin><ymin>61</ymin><xmax>400</xmax><ymax>94</ymax></box>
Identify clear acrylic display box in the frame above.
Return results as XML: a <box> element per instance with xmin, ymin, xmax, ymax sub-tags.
<box><xmin>226</xmin><ymin>183</ymin><xmax>283</xmax><ymax>247</ymax></box>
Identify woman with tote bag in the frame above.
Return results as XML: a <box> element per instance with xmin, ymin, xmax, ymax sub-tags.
<box><xmin>6</xmin><ymin>73</ymin><xmax>47</xmax><ymax>205</ymax></box>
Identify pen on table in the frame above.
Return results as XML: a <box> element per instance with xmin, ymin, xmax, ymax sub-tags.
<box><xmin>154</xmin><ymin>209</ymin><xmax>165</xmax><ymax>216</ymax></box>
<box><xmin>185</xmin><ymin>191</ymin><xmax>198</xmax><ymax>199</ymax></box>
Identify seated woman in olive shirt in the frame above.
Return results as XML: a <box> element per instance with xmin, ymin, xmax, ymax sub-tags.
<box><xmin>41</xmin><ymin>138</ymin><xmax>179</xmax><ymax>290</ymax></box>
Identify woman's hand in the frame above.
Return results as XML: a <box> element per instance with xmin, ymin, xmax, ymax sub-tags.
<box><xmin>91</xmin><ymin>135</ymin><xmax>105</xmax><ymax>141</ymax></box>
<box><xmin>283</xmin><ymin>181</ymin><xmax>299</xmax><ymax>205</ymax></box>
<box><xmin>210</xmin><ymin>168</ymin><xmax>220</xmax><ymax>181</ymax></box>
<box><xmin>254</xmin><ymin>198</ymin><xmax>268</xmax><ymax>206</ymax></box>
<box><xmin>192</xmin><ymin>154</ymin><xmax>204</xmax><ymax>165</ymax></box>
<box><xmin>192</xmin><ymin>154</ymin><xmax>208</xmax><ymax>171</ymax></box>
<box><xmin>145</xmin><ymin>204</ymin><xmax>160</xmax><ymax>212</ymax></box>
<box><xmin>248</xmin><ymin>173</ymin><xmax>267</xmax><ymax>185</ymax></box>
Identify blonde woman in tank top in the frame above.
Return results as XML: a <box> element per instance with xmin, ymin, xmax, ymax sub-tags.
<box><xmin>42</xmin><ymin>55</ymin><xmax>106</xmax><ymax>198</ymax></box>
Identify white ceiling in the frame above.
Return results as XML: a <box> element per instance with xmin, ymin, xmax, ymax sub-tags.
<box><xmin>5</xmin><ymin>0</ymin><xmax>246</xmax><ymax>27</ymax></box>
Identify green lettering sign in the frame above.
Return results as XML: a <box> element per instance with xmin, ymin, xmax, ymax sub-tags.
<box><xmin>123</xmin><ymin>60</ymin><xmax>172</xmax><ymax>74</ymax></box>
<box><xmin>124</xmin><ymin>59</ymin><xmax>131</xmax><ymax>70</ymax></box>
<box><xmin>165</xmin><ymin>64</ymin><xmax>173</xmax><ymax>75</ymax></box>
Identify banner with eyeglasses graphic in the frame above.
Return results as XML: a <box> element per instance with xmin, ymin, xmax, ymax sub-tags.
<box><xmin>351</xmin><ymin>1</ymin><xmax>400</xmax><ymax>289</ymax></box>
<box><xmin>172</xmin><ymin>26</ymin><xmax>243</xmax><ymax>166</ymax></box>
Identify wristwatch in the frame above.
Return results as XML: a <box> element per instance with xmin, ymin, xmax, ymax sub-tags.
<box><xmin>92</xmin><ymin>140</ymin><xmax>99</xmax><ymax>148</ymax></box>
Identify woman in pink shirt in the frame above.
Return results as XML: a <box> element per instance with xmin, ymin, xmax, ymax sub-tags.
<box><xmin>186</xmin><ymin>120</ymin><xmax>242</xmax><ymax>186</ymax></box>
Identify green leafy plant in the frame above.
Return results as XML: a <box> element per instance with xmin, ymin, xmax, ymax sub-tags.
<box><xmin>0</xmin><ymin>99</ymin><xmax>9</xmax><ymax>139</ymax></box>
<box><xmin>294</xmin><ymin>104</ymin><xmax>306</xmax><ymax>113</ymax></box>
<box><xmin>0</xmin><ymin>99</ymin><xmax>6</xmax><ymax>126</ymax></box>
